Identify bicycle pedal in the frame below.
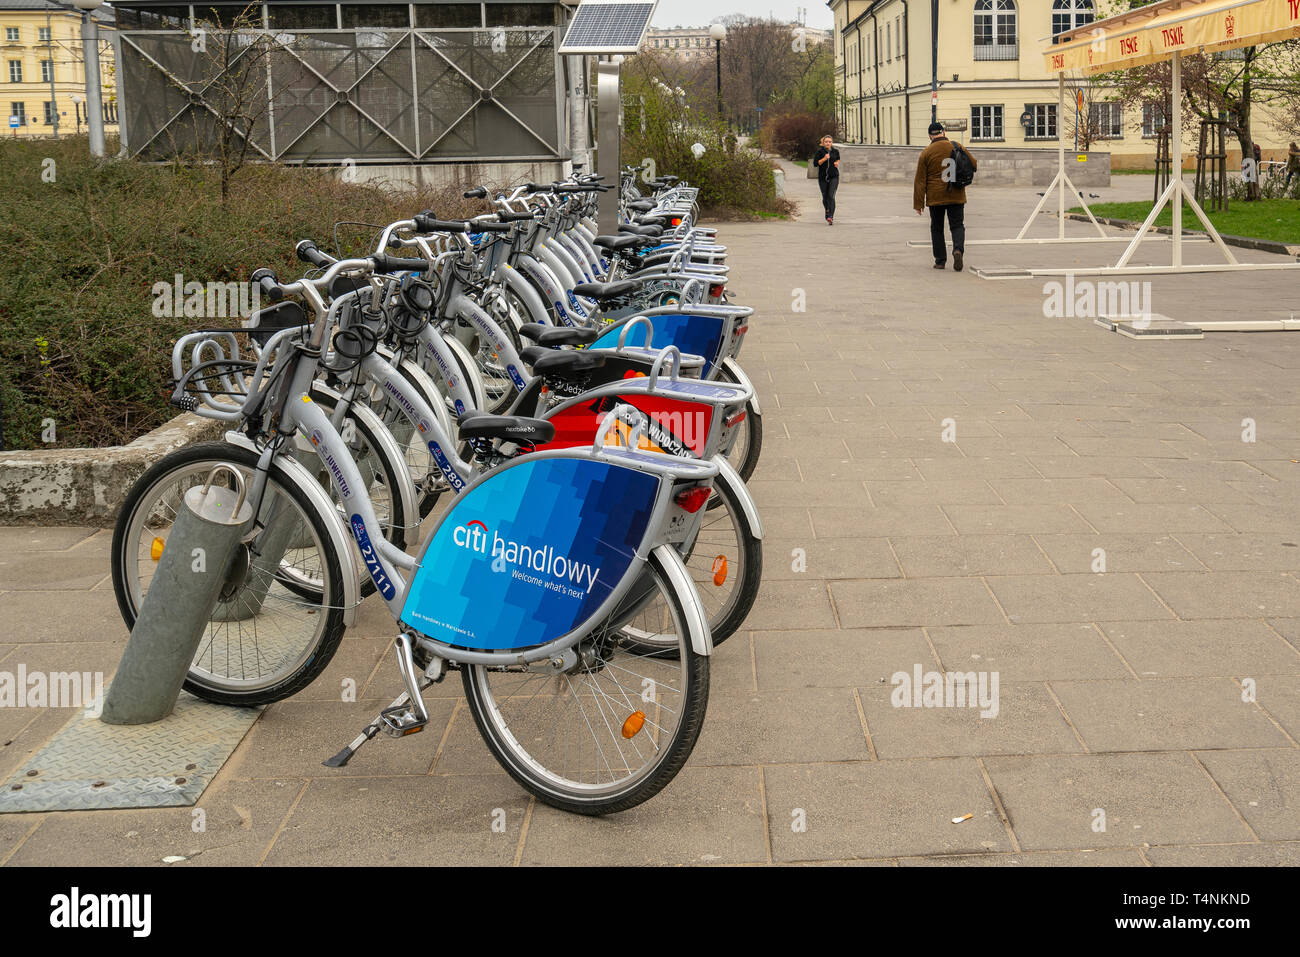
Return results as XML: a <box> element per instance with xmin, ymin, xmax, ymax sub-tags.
<box><xmin>379</xmin><ymin>704</ymin><xmax>427</xmax><ymax>738</ymax></box>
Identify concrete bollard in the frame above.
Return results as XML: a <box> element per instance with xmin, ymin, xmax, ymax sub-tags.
<box><xmin>102</xmin><ymin>466</ymin><xmax>254</xmax><ymax>725</ymax></box>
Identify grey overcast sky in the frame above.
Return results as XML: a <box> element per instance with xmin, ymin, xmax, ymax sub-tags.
<box><xmin>649</xmin><ymin>1</ymin><xmax>835</xmax><ymax>30</ymax></box>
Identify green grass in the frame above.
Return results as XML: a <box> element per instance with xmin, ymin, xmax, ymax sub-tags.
<box><xmin>1072</xmin><ymin>198</ymin><xmax>1300</xmax><ymax>245</ymax></box>
<box><xmin>792</xmin><ymin>159</ymin><xmax>809</xmax><ymax>168</ymax></box>
<box><xmin>1112</xmin><ymin>168</ymin><xmax>1158</xmax><ymax>175</ymax></box>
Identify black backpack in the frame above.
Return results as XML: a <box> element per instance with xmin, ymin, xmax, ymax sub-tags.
<box><xmin>947</xmin><ymin>142</ymin><xmax>975</xmax><ymax>190</ymax></box>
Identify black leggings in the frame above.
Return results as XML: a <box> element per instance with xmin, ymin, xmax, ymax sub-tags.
<box><xmin>819</xmin><ymin>177</ymin><xmax>838</xmax><ymax>218</ymax></box>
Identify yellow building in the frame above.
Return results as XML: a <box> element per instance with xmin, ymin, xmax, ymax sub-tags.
<box><xmin>828</xmin><ymin>0</ymin><xmax>1291</xmax><ymax>167</ymax></box>
<box><xmin>1</xmin><ymin>0</ymin><xmax>116</xmax><ymax>139</ymax></box>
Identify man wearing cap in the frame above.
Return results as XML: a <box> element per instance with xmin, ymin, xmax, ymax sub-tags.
<box><xmin>914</xmin><ymin>121</ymin><xmax>976</xmax><ymax>271</ymax></box>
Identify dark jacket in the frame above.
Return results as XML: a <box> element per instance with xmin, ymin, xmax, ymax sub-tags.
<box><xmin>914</xmin><ymin>137</ymin><xmax>977</xmax><ymax>208</ymax></box>
<box><xmin>813</xmin><ymin>145</ymin><xmax>840</xmax><ymax>181</ymax></box>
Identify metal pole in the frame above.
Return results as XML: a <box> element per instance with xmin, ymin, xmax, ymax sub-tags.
<box><xmin>930</xmin><ymin>0</ymin><xmax>937</xmax><ymax>124</ymax></box>
<box><xmin>596</xmin><ymin>58</ymin><xmax>621</xmax><ymax>237</ymax></box>
<box><xmin>81</xmin><ymin>11</ymin><xmax>105</xmax><ymax>157</ymax></box>
<box><xmin>1170</xmin><ymin>50</ymin><xmax>1182</xmax><ymax>267</ymax></box>
<box><xmin>715</xmin><ymin>39</ymin><xmax>722</xmax><ymax>118</ymax></box>
<box><xmin>45</xmin><ymin>12</ymin><xmax>58</xmax><ymax>140</ymax></box>
<box><xmin>1058</xmin><ymin>74</ymin><xmax>1065</xmax><ymax>240</ymax></box>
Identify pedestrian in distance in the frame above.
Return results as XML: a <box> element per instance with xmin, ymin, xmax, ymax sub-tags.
<box><xmin>1286</xmin><ymin>141</ymin><xmax>1299</xmax><ymax>190</ymax></box>
<box><xmin>813</xmin><ymin>135</ymin><xmax>840</xmax><ymax>225</ymax></box>
<box><xmin>913</xmin><ymin>121</ymin><xmax>977</xmax><ymax>272</ymax></box>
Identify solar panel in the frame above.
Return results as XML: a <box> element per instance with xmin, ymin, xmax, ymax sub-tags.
<box><xmin>559</xmin><ymin>1</ymin><xmax>658</xmax><ymax>55</ymax></box>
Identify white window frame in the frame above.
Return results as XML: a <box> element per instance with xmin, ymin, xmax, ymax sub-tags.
<box><xmin>971</xmin><ymin>104</ymin><xmax>1004</xmax><ymax>141</ymax></box>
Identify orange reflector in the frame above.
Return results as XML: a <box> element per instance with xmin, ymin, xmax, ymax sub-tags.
<box><xmin>403</xmin><ymin>725</ymin><xmax>424</xmax><ymax>736</ymax></box>
<box><xmin>674</xmin><ymin>485</ymin><xmax>711</xmax><ymax>513</ymax></box>
<box><xmin>150</xmin><ymin>537</ymin><xmax>165</xmax><ymax>561</ymax></box>
<box><xmin>712</xmin><ymin>555</ymin><xmax>728</xmax><ymax>586</ymax></box>
<box><xmin>622</xmin><ymin>711</ymin><xmax>646</xmax><ymax>739</ymax></box>
<box><xmin>725</xmin><ymin>411</ymin><xmax>747</xmax><ymax>428</ymax></box>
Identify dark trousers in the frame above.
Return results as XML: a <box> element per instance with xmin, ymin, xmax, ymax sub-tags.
<box><xmin>929</xmin><ymin>203</ymin><xmax>965</xmax><ymax>263</ymax></box>
<box><xmin>819</xmin><ymin>177</ymin><xmax>838</xmax><ymax>218</ymax></box>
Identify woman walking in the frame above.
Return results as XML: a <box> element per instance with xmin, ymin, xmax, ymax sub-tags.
<box><xmin>813</xmin><ymin>135</ymin><xmax>840</xmax><ymax>225</ymax></box>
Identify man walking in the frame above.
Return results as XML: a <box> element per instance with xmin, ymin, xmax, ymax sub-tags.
<box><xmin>913</xmin><ymin>121</ymin><xmax>976</xmax><ymax>271</ymax></box>
<box><xmin>813</xmin><ymin>135</ymin><xmax>840</xmax><ymax>225</ymax></box>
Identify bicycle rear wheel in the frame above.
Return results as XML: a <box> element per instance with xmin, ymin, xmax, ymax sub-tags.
<box><xmin>461</xmin><ymin>545</ymin><xmax>709</xmax><ymax>815</ymax></box>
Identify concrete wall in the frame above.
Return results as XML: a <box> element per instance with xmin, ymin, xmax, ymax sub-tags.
<box><xmin>810</xmin><ymin>144</ymin><xmax>1111</xmax><ymax>188</ymax></box>
<box><xmin>337</xmin><ymin>160</ymin><xmax>571</xmax><ymax>193</ymax></box>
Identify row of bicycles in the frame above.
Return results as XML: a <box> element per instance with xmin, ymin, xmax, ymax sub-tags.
<box><xmin>109</xmin><ymin>165</ymin><xmax>764</xmax><ymax>814</ymax></box>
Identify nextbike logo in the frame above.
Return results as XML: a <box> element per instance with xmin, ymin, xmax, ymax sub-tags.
<box><xmin>453</xmin><ymin>521</ymin><xmax>602</xmax><ymax>593</ymax></box>
<box><xmin>351</xmin><ymin>514</ymin><xmax>395</xmax><ymax>599</ymax></box>
<box><xmin>307</xmin><ymin>430</ymin><xmax>351</xmax><ymax>498</ymax></box>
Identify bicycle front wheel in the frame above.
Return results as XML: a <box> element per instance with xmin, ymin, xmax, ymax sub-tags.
<box><xmin>110</xmin><ymin>442</ymin><xmax>348</xmax><ymax>706</ymax></box>
<box><xmin>461</xmin><ymin>545</ymin><xmax>710</xmax><ymax>815</ymax></box>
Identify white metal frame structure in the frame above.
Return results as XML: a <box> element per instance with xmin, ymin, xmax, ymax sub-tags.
<box><xmin>1028</xmin><ymin>0</ymin><xmax>1300</xmax><ymax>278</ymax></box>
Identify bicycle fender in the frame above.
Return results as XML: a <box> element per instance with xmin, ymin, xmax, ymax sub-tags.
<box><xmin>653</xmin><ymin>543</ymin><xmax>712</xmax><ymax>657</ymax></box>
<box><xmin>714</xmin><ymin>455</ymin><xmax>763</xmax><ymax>540</ymax></box>
<box><xmin>222</xmin><ymin>431</ymin><xmax>364</xmax><ymax>627</ymax></box>
<box><xmin>721</xmin><ymin>357</ymin><xmax>760</xmax><ymax>415</ymax></box>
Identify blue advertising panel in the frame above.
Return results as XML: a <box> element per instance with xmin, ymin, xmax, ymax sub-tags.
<box><xmin>592</xmin><ymin>314</ymin><xmax>726</xmax><ymax>376</ymax></box>
<box><xmin>400</xmin><ymin>457</ymin><xmax>659</xmax><ymax>650</ymax></box>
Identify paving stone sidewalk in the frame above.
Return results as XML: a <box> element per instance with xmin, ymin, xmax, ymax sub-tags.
<box><xmin>1</xmin><ymin>162</ymin><xmax>1298</xmax><ymax>866</ymax></box>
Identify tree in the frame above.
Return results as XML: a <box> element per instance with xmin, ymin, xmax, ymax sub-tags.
<box><xmin>163</xmin><ymin>4</ymin><xmax>281</xmax><ymax>205</ymax></box>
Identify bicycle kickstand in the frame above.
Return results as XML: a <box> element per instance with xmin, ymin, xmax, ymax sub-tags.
<box><xmin>322</xmin><ymin>633</ymin><xmax>444</xmax><ymax>768</ymax></box>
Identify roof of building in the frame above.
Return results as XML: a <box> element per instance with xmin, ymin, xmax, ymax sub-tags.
<box><xmin>0</xmin><ymin>0</ymin><xmax>114</xmax><ymax>22</ymax></box>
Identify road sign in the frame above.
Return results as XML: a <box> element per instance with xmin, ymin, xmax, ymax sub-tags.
<box><xmin>939</xmin><ymin>118</ymin><xmax>967</xmax><ymax>132</ymax></box>
<box><xmin>8</xmin><ymin>116</ymin><xmax>19</xmax><ymax>129</ymax></box>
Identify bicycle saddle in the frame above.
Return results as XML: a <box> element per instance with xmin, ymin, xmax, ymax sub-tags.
<box><xmin>519</xmin><ymin>323</ymin><xmax>602</xmax><ymax>346</ymax></box>
<box><xmin>571</xmin><ymin>280</ymin><xmax>638</xmax><ymax>303</ymax></box>
<box><xmin>633</xmin><ymin>215</ymin><xmax>669</xmax><ymax>227</ymax></box>
<box><xmin>627</xmin><ymin>199</ymin><xmax>656</xmax><ymax>212</ymax></box>
<box><xmin>457</xmin><ymin>413</ymin><xmax>555</xmax><ymax>445</ymax></box>
<box><xmin>619</xmin><ymin>224</ymin><xmax>663</xmax><ymax>237</ymax></box>
<box><xmin>530</xmin><ymin>348</ymin><xmax>607</xmax><ymax>378</ymax></box>
<box><xmin>592</xmin><ymin>235</ymin><xmax>644</xmax><ymax>252</ymax></box>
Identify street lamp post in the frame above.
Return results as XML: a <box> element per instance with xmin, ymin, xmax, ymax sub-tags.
<box><xmin>709</xmin><ymin>23</ymin><xmax>726</xmax><ymax>122</ymax></box>
<box><xmin>71</xmin><ymin>0</ymin><xmax>105</xmax><ymax>157</ymax></box>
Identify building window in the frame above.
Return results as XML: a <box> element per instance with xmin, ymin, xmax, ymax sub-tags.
<box><xmin>10</xmin><ymin>102</ymin><xmax>25</xmax><ymax>126</ymax></box>
<box><xmin>886</xmin><ymin>22</ymin><xmax>891</xmax><ymax>60</ymax></box>
<box><xmin>1052</xmin><ymin>0</ymin><xmax>1094</xmax><ymax>36</ymax></box>
<box><xmin>43</xmin><ymin>100</ymin><xmax>53</xmax><ymax>124</ymax></box>
<box><xmin>4</xmin><ymin>27</ymin><xmax>18</xmax><ymax>42</ymax></box>
<box><xmin>1025</xmin><ymin>103</ymin><xmax>1057</xmax><ymax>139</ymax></box>
<box><xmin>974</xmin><ymin>0</ymin><xmax>1017</xmax><ymax>60</ymax></box>
<box><xmin>971</xmin><ymin>104</ymin><xmax>1003</xmax><ymax>141</ymax></box>
<box><xmin>1142</xmin><ymin>101</ymin><xmax>1168</xmax><ymax>138</ymax></box>
<box><xmin>40</xmin><ymin>59</ymin><xmax>52</xmax><ymax>83</ymax></box>
<box><xmin>7</xmin><ymin>60</ymin><xmax>20</xmax><ymax>83</ymax></box>
<box><xmin>1089</xmin><ymin>101</ymin><xmax>1122</xmax><ymax>139</ymax></box>
<box><xmin>38</xmin><ymin>27</ymin><xmax>50</xmax><ymax>42</ymax></box>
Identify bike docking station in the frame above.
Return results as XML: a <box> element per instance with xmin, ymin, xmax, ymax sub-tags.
<box><xmin>0</xmin><ymin>467</ymin><xmax>265</xmax><ymax>813</ymax></box>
